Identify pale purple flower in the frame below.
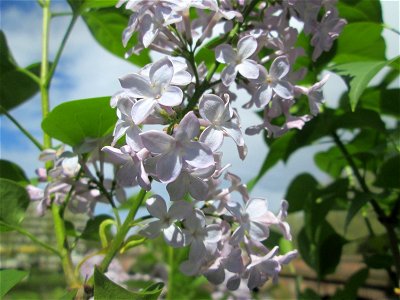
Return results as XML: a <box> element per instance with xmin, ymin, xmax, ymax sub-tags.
<box><xmin>311</xmin><ymin>9</ymin><xmax>346</xmax><ymax>61</ymax></box>
<box><xmin>182</xmin><ymin>209</ymin><xmax>222</xmax><ymax>259</ymax></box>
<box><xmin>253</xmin><ymin>56</ymin><xmax>294</xmax><ymax>108</ymax></box>
<box><xmin>140</xmin><ymin>112</ymin><xmax>214</xmax><ymax>183</ymax></box>
<box><xmin>139</xmin><ymin>195</ymin><xmax>192</xmax><ymax>247</ymax></box>
<box><xmin>227</xmin><ymin>198</ymin><xmax>274</xmax><ymax>244</ymax></box>
<box><xmin>119</xmin><ymin>57</ymin><xmax>183</xmax><ymax>124</ymax></box>
<box><xmin>102</xmin><ymin>145</ymin><xmax>151</xmax><ymax>190</ymax></box>
<box><xmin>295</xmin><ymin>74</ymin><xmax>329</xmax><ymax>116</ymax></box>
<box><xmin>199</xmin><ymin>94</ymin><xmax>245</xmax><ymax>152</ymax></box>
<box><xmin>216</xmin><ymin>35</ymin><xmax>259</xmax><ymax>86</ymax></box>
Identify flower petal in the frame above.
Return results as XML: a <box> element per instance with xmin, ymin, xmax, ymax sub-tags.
<box><xmin>270</xmin><ymin>56</ymin><xmax>290</xmax><ymax>79</ymax></box>
<box><xmin>158</xmin><ymin>86</ymin><xmax>183</xmax><ymax>107</ymax></box>
<box><xmin>273</xmin><ymin>80</ymin><xmax>294</xmax><ymax>99</ymax></box>
<box><xmin>199</xmin><ymin>94</ymin><xmax>225</xmax><ymax>123</ymax></box>
<box><xmin>221</xmin><ymin>63</ymin><xmax>237</xmax><ymax>86</ymax></box>
<box><xmin>146</xmin><ymin>195</ymin><xmax>168</xmax><ymax>219</ymax></box>
<box><xmin>255</xmin><ymin>84</ymin><xmax>273</xmax><ymax>108</ymax></box>
<box><xmin>140</xmin><ymin>130</ymin><xmax>175</xmax><ymax>154</ymax></box>
<box><xmin>183</xmin><ymin>142</ymin><xmax>214</xmax><ymax>168</ymax></box>
<box><xmin>215</xmin><ymin>44</ymin><xmax>236</xmax><ymax>64</ymax></box>
<box><xmin>139</xmin><ymin>220</ymin><xmax>162</xmax><ymax>239</ymax></box>
<box><xmin>157</xmin><ymin>151</ymin><xmax>182</xmax><ymax>183</ymax></box>
<box><xmin>174</xmin><ymin>111</ymin><xmax>200</xmax><ymax>141</ymax></box>
<box><xmin>119</xmin><ymin>74</ymin><xmax>154</xmax><ymax>98</ymax></box>
<box><xmin>222</xmin><ymin>122</ymin><xmax>244</xmax><ymax>146</ymax></box>
<box><xmin>237</xmin><ymin>59</ymin><xmax>259</xmax><ymax>79</ymax></box>
<box><xmin>131</xmin><ymin>98</ymin><xmax>156</xmax><ymax>124</ymax></box>
<box><xmin>237</xmin><ymin>35</ymin><xmax>257</xmax><ymax>60</ymax></box>
<box><xmin>199</xmin><ymin>126</ymin><xmax>224</xmax><ymax>151</ymax></box>
<box><xmin>188</xmin><ymin>175</ymin><xmax>208</xmax><ymax>201</ymax></box>
<box><xmin>163</xmin><ymin>224</ymin><xmax>185</xmax><ymax>248</ymax></box>
<box><xmin>150</xmin><ymin>57</ymin><xmax>173</xmax><ymax>88</ymax></box>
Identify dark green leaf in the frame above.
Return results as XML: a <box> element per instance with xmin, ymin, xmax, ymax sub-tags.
<box><xmin>298</xmin><ymin>288</ymin><xmax>321</xmax><ymax>300</ymax></box>
<box><xmin>331</xmin><ymin>268</ymin><xmax>369</xmax><ymax>300</ymax></box>
<box><xmin>0</xmin><ymin>179</ymin><xmax>30</xmax><ymax>232</ymax></box>
<box><xmin>285</xmin><ymin>173</ymin><xmax>318</xmax><ymax>213</ymax></box>
<box><xmin>82</xmin><ymin>8</ymin><xmax>151</xmax><ymax>67</ymax></box>
<box><xmin>94</xmin><ymin>268</ymin><xmax>164</xmax><ymax>300</ymax></box>
<box><xmin>0</xmin><ymin>160</ymin><xmax>29</xmax><ymax>185</ymax></box>
<box><xmin>0</xmin><ymin>269</ymin><xmax>29</xmax><ymax>298</ymax></box>
<box><xmin>81</xmin><ymin>0</ymin><xmax>118</xmax><ymax>9</ymax></box>
<box><xmin>65</xmin><ymin>220</ymin><xmax>80</xmax><ymax>238</ymax></box>
<box><xmin>364</xmin><ymin>254</ymin><xmax>393</xmax><ymax>269</ymax></box>
<box><xmin>299</xmin><ymin>221</ymin><xmax>346</xmax><ymax>279</ymax></box>
<box><xmin>81</xmin><ymin>214</ymin><xmax>113</xmax><ymax>241</ymax></box>
<box><xmin>41</xmin><ymin>96</ymin><xmax>116</xmax><ymax>146</ymax></box>
<box><xmin>345</xmin><ymin>193</ymin><xmax>369</xmax><ymax>231</ymax></box>
<box><xmin>330</xmin><ymin>57</ymin><xmax>398</xmax><ymax>111</ymax></box>
<box><xmin>375</xmin><ymin>154</ymin><xmax>400</xmax><ymax>188</ymax></box>
<box><xmin>337</xmin><ymin>0</ymin><xmax>383</xmax><ymax>23</ymax></box>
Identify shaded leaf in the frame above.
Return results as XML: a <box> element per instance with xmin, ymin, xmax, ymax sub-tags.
<box><xmin>59</xmin><ymin>289</ymin><xmax>78</xmax><ymax>300</ymax></box>
<box><xmin>331</xmin><ymin>268</ymin><xmax>369</xmax><ymax>300</ymax></box>
<box><xmin>285</xmin><ymin>173</ymin><xmax>318</xmax><ymax>213</ymax></box>
<box><xmin>375</xmin><ymin>154</ymin><xmax>400</xmax><ymax>189</ymax></box>
<box><xmin>0</xmin><ymin>179</ymin><xmax>30</xmax><ymax>232</ymax></box>
<box><xmin>41</xmin><ymin>97</ymin><xmax>116</xmax><ymax>147</ymax></box>
<box><xmin>81</xmin><ymin>214</ymin><xmax>113</xmax><ymax>241</ymax></box>
<box><xmin>337</xmin><ymin>0</ymin><xmax>382</xmax><ymax>23</ymax></box>
<box><xmin>82</xmin><ymin>8</ymin><xmax>151</xmax><ymax>67</ymax></box>
<box><xmin>0</xmin><ymin>159</ymin><xmax>29</xmax><ymax>185</ymax></box>
<box><xmin>94</xmin><ymin>268</ymin><xmax>164</xmax><ymax>300</ymax></box>
<box><xmin>345</xmin><ymin>193</ymin><xmax>369</xmax><ymax>231</ymax></box>
<box><xmin>0</xmin><ymin>269</ymin><xmax>29</xmax><ymax>298</ymax></box>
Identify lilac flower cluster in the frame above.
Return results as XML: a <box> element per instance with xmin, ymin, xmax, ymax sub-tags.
<box><xmin>26</xmin><ymin>0</ymin><xmax>346</xmax><ymax>293</ymax></box>
<box><xmin>97</xmin><ymin>0</ymin><xmax>345</xmax><ymax>291</ymax></box>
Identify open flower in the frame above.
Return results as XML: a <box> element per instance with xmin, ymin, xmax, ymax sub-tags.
<box><xmin>139</xmin><ymin>195</ymin><xmax>192</xmax><ymax>247</ymax></box>
<box><xmin>119</xmin><ymin>57</ymin><xmax>183</xmax><ymax>124</ymax></box>
<box><xmin>140</xmin><ymin>112</ymin><xmax>214</xmax><ymax>183</ymax></box>
<box><xmin>216</xmin><ymin>35</ymin><xmax>259</xmax><ymax>86</ymax></box>
<box><xmin>199</xmin><ymin>94</ymin><xmax>245</xmax><ymax>152</ymax></box>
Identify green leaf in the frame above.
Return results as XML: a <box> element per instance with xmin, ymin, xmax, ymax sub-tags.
<box><xmin>82</xmin><ymin>8</ymin><xmax>151</xmax><ymax>67</ymax></box>
<box><xmin>41</xmin><ymin>96</ymin><xmax>116</xmax><ymax>146</ymax></box>
<box><xmin>81</xmin><ymin>214</ymin><xmax>113</xmax><ymax>241</ymax></box>
<box><xmin>330</xmin><ymin>57</ymin><xmax>399</xmax><ymax>111</ymax></box>
<box><xmin>285</xmin><ymin>173</ymin><xmax>318</xmax><ymax>213</ymax></box>
<box><xmin>298</xmin><ymin>222</ymin><xmax>346</xmax><ymax>279</ymax></box>
<box><xmin>333</xmin><ymin>22</ymin><xmax>386</xmax><ymax>64</ymax></box>
<box><xmin>375</xmin><ymin>154</ymin><xmax>400</xmax><ymax>189</ymax></box>
<box><xmin>94</xmin><ymin>268</ymin><xmax>164</xmax><ymax>300</ymax></box>
<box><xmin>81</xmin><ymin>0</ymin><xmax>118</xmax><ymax>9</ymax></box>
<box><xmin>0</xmin><ymin>159</ymin><xmax>29</xmax><ymax>185</ymax></box>
<box><xmin>298</xmin><ymin>288</ymin><xmax>321</xmax><ymax>300</ymax></box>
<box><xmin>337</xmin><ymin>0</ymin><xmax>382</xmax><ymax>23</ymax></box>
<box><xmin>0</xmin><ymin>269</ymin><xmax>29</xmax><ymax>298</ymax></box>
<box><xmin>59</xmin><ymin>289</ymin><xmax>78</xmax><ymax>300</ymax></box>
<box><xmin>364</xmin><ymin>253</ymin><xmax>393</xmax><ymax>269</ymax></box>
<box><xmin>331</xmin><ymin>268</ymin><xmax>369</xmax><ymax>300</ymax></box>
<box><xmin>0</xmin><ymin>179</ymin><xmax>30</xmax><ymax>232</ymax></box>
<box><xmin>344</xmin><ymin>193</ymin><xmax>369</xmax><ymax>231</ymax></box>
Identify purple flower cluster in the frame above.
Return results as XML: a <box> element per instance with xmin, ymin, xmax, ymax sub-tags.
<box><xmin>99</xmin><ymin>0</ymin><xmax>346</xmax><ymax>291</ymax></box>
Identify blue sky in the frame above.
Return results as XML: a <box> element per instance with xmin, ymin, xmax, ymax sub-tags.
<box><xmin>0</xmin><ymin>0</ymin><xmax>399</xmax><ymax>214</ymax></box>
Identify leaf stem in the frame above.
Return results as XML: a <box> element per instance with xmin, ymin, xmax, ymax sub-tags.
<box><xmin>86</xmin><ymin>188</ymin><xmax>148</xmax><ymax>288</ymax></box>
<box><xmin>0</xmin><ymin>221</ymin><xmax>60</xmax><ymax>256</ymax></box>
<box><xmin>47</xmin><ymin>14</ymin><xmax>78</xmax><ymax>86</ymax></box>
<box><xmin>332</xmin><ymin>131</ymin><xmax>400</xmax><ymax>286</ymax></box>
<box><xmin>0</xmin><ymin>105</ymin><xmax>44</xmax><ymax>151</ymax></box>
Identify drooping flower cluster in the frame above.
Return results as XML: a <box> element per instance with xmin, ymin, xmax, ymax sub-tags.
<box><xmin>96</xmin><ymin>0</ymin><xmax>346</xmax><ymax>292</ymax></box>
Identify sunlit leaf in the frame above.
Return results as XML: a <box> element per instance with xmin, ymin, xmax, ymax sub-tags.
<box><xmin>41</xmin><ymin>97</ymin><xmax>116</xmax><ymax>146</ymax></box>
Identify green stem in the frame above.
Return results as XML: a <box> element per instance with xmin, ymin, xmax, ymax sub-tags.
<box><xmin>40</xmin><ymin>0</ymin><xmax>51</xmax><ymax>149</ymax></box>
<box><xmin>52</xmin><ymin>205</ymin><xmax>80</xmax><ymax>288</ymax></box>
<box><xmin>0</xmin><ymin>221</ymin><xmax>60</xmax><ymax>256</ymax></box>
<box><xmin>51</xmin><ymin>11</ymin><xmax>74</xmax><ymax>18</ymax></box>
<box><xmin>167</xmin><ymin>247</ymin><xmax>174</xmax><ymax>300</ymax></box>
<box><xmin>16</xmin><ymin>67</ymin><xmax>41</xmax><ymax>85</ymax></box>
<box><xmin>0</xmin><ymin>105</ymin><xmax>44</xmax><ymax>151</ymax></box>
<box><xmin>332</xmin><ymin>131</ymin><xmax>400</xmax><ymax>286</ymax></box>
<box><xmin>47</xmin><ymin>14</ymin><xmax>78</xmax><ymax>86</ymax></box>
<box><xmin>87</xmin><ymin>188</ymin><xmax>148</xmax><ymax>288</ymax></box>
